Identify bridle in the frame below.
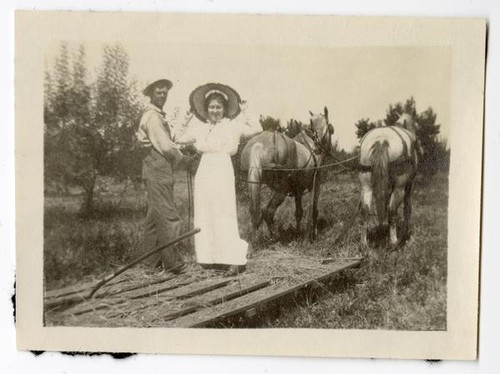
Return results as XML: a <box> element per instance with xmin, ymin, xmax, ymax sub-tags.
<box><xmin>303</xmin><ymin>115</ymin><xmax>333</xmax><ymax>158</ymax></box>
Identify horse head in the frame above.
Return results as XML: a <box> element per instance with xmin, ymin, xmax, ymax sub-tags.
<box><xmin>308</xmin><ymin>107</ymin><xmax>334</xmax><ymax>154</ymax></box>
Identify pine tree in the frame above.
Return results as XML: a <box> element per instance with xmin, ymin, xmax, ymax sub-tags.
<box><xmin>354</xmin><ymin>118</ymin><xmax>378</xmax><ymax>140</ymax></box>
<box><xmin>259</xmin><ymin>115</ymin><xmax>281</xmax><ymax>131</ymax></box>
<box><xmin>385</xmin><ymin>98</ymin><xmax>447</xmax><ymax>178</ymax></box>
<box><xmin>354</xmin><ymin>97</ymin><xmax>449</xmax><ymax>180</ymax></box>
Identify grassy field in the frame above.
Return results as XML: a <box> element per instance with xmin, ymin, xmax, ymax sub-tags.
<box><xmin>44</xmin><ymin>169</ymin><xmax>447</xmax><ymax>330</ymax></box>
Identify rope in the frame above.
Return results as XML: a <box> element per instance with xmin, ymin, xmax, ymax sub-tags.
<box><xmin>241</xmin><ymin>155</ymin><xmax>359</xmax><ymax>172</ymax></box>
<box><xmin>169</xmin><ymin>156</ymin><xmax>360</xmax><ymax>186</ymax></box>
<box><xmin>236</xmin><ymin>155</ymin><xmax>359</xmax><ymax>186</ymax></box>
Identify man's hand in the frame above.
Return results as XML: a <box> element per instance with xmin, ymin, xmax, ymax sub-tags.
<box><xmin>178</xmin><ymin>154</ymin><xmax>199</xmax><ymax>174</ymax></box>
<box><xmin>178</xmin><ymin>143</ymin><xmax>198</xmax><ymax>156</ymax></box>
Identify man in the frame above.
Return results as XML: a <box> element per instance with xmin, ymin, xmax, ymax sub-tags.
<box><xmin>137</xmin><ymin>78</ymin><xmax>193</xmax><ymax>274</ymax></box>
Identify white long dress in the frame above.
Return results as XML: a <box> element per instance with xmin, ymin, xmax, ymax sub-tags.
<box><xmin>180</xmin><ymin>115</ymin><xmax>261</xmax><ymax>265</ymax></box>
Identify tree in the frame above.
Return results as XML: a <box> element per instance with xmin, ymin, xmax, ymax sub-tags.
<box><xmin>70</xmin><ymin>46</ymin><xmax>92</xmax><ymax>126</ymax></box>
<box><xmin>354</xmin><ymin>118</ymin><xmax>378</xmax><ymax>140</ymax></box>
<box><xmin>354</xmin><ymin>97</ymin><xmax>449</xmax><ymax>180</ymax></box>
<box><xmin>52</xmin><ymin>43</ymin><xmax>72</xmax><ymax>124</ymax></box>
<box><xmin>259</xmin><ymin>115</ymin><xmax>281</xmax><ymax>131</ymax></box>
<box><xmin>416</xmin><ymin>107</ymin><xmax>449</xmax><ymax>177</ymax></box>
<box><xmin>44</xmin><ymin>43</ymin><xmax>102</xmax><ymax>211</ymax></box>
<box><xmin>384</xmin><ymin>97</ymin><xmax>418</xmax><ymax>126</ymax></box>
<box><xmin>284</xmin><ymin>119</ymin><xmax>304</xmax><ymax>138</ymax></box>
<box><xmin>44</xmin><ymin>43</ymin><xmax>144</xmax><ymax>213</ymax></box>
<box><xmin>94</xmin><ymin>45</ymin><xmax>144</xmax><ymax>181</ymax></box>
<box><xmin>384</xmin><ymin>97</ymin><xmax>448</xmax><ymax>178</ymax></box>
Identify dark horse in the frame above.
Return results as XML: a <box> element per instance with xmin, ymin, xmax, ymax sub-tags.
<box><xmin>240</xmin><ymin>107</ymin><xmax>334</xmax><ymax>241</ymax></box>
<box><xmin>358</xmin><ymin>113</ymin><xmax>421</xmax><ymax>246</ymax></box>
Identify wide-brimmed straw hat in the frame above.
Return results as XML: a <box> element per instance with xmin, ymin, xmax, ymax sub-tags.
<box><xmin>189</xmin><ymin>83</ymin><xmax>241</xmax><ymax>122</ymax></box>
<box><xmin>143</xmin><ymin>79</ymin><xmax>173</xmax><ymax>97</ymax></box>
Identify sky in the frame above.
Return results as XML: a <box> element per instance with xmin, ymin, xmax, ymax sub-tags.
<box><xmin>47</xmin><ymin>42</ymin><xmax>451</xmax><ymax>151</ymax></box>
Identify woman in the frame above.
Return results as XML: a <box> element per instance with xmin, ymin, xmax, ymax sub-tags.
<box><xmin>176</xmin><ymin>83</ymin><xmax>261</xmax><ymax>276</ymax></box>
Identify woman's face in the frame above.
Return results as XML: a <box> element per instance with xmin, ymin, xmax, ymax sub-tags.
<box><xmin>207</xmin><ymin>98</ymin><xmax>225</xmax><ymax>123</ymax></box>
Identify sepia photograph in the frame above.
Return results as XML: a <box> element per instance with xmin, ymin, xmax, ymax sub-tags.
<box><xmin>15</xmin><ymin>11</ymin><xmax>485</xmax><ymax>360</ymax></box>
<box><xmin>41</xmin><ymin>41</ymin><xmax>451</xmax><ymax>331</ymax></box>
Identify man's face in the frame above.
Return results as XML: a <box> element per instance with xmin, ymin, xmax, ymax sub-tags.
<box><xmin>151</xmin><ymin>86</ymin><xmax>169</xmax><ymax>109</ymax></box>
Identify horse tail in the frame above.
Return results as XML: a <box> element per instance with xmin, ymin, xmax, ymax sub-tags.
<box><xmin>370</xmin><ymin>140</ymin><xmax>390</xmax><ymax>225</ymax></box>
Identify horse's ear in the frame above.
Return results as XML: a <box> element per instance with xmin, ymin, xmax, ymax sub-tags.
<box><xmin>324</xmin><ymin>106</ymin><xmax>329</xmax><ymax>120</ymax></box>
<box><xmin>309</xmin><ymin>110</ymin><xmax>313</xmax><ymax>116</ymax></box>
<box><xmin>328</xmin><ymin>123</ymin><xmax>334</xmax><ymax>135</ymax></box>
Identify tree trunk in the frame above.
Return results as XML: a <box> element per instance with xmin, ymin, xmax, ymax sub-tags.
<box><xmin>81</xmin><ymin>173</ymin><xmax>96</xmax><ymax>215</ymax></box>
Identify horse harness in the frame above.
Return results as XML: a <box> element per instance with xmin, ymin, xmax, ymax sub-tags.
<box><xmin>358</xmin><ymin>125</ymin><xmax>418</xmax><ymax>173</ymax></box>
<box><xmin>269</xmin><ymin>130</ymin><xmax>319</xmax><ymax>170</ymax></box>
<box><xmin>263</xmin><ymin>130</ymin><xmax>322</xmax><ymax>196</ymax></box>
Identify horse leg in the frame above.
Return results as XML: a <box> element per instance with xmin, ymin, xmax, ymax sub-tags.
<box><xmin>388</xmin><ymin>186</ymin><xmax>405</xmax><ymax>245</ymax></box>
<box><xmin>294</xmin><ymin>193</ymin><xmax>303</xmax><ymax>236</ymax></box>
<box><xmin>402</xmin><ymin>178</ymin><xmax>415</xmax><ymax>242</ymax></box>
<box><xmin>359</xmin><ymin>172</ymin><xmax>372</xmax><ymax>247</ymax></box>
<box><xmin>309</xmin><ymin>173</ymin><xmax>322</xmax><ymax>241</ymax></box>
<box><xmin>263</xmin><ymin>190</ymin><xmax>287</xmax><ymax>239</ymax></box>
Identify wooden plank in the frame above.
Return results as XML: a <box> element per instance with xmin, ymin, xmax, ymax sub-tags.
<box><xmin>165</xmin><ymin>259</ymin><xmax>361</xmax><ymax>328</ymax></box>
<box><xmin>60</xmin><ymin>276</ymin><xmax>234</xmax><ymax>317</ymax></box>
<box><xmin>44</xmin><ymin>276</ymin><xmax>130</xmax><ymax>300</ymax></box>
<box><xmin>149</xmin><ymin>276</ymin><xmax>271</xmax><ymax>323</ymax></box>
<box><xmin>101</xmin><ymin>274</ymin><xmax>262</xmax><ymax>319</ymax></box>
<box><xmin>101</xmin><ymin>274</ymin><xmax>182</xmax><ymax>297</ymax></box>
<box><xmin>44</xmin><ymin>274</ymin><xmax>178</xmax><ymax>310</ymax></box>
<box><xmin>66</xmin><ymin>276</ymin><xmax>271</xmax><ymax>327</ymax></box>
<box><xmin>86</xmin><ymin>275</ymin><xmax>237</xmax><ymax>319</ymax></box>
<box><xmin>321</xmin><ymin>256</ymin><xmax>364</xmax><ymax>265</ymax></box>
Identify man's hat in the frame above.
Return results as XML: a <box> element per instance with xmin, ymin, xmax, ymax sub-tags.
<box><xmin>189</xmin><ymin>83</ymin><xmax>241</xmax><ymax>122</ymax></box>
<box><xmin>143</xmin><ymin>79</ymin><xmax>173</xmax><ymax>97</ymax></box>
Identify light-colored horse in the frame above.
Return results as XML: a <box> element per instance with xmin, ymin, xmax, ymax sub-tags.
<box><xmin>358</xmin><ymin>113</ymin><xmax>420</xmax><ymax>246</ymax></box>
<box><xmin>240</xmin><ymin>107</ymin><xmax>334</xmax><ymax>241</ymax></box>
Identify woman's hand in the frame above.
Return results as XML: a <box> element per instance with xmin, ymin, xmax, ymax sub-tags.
<box><xmin>178</xmin><ymin>143</ymin><xmax>198</xmax><ymax>156</ymax></box>
<box><xmin>184</xmin><ymin>109</ymin><xmax>195</xmax><ymax>122</ymax></box>
<box><xmin>239</xmin><ymin>100</ymin><xmax>248</xmax><ymax>114</ymax></box>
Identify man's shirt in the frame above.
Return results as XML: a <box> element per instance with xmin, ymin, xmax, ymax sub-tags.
<box><xmin>137</xmin><ymin>103</ymin><xmax>183</xmax><ymax>164</ymax></box>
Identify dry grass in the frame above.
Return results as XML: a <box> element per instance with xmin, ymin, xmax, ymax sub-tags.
<box><xmin>44</xmin><ymin>170</ymin><xmax>448</xmax><ymax>330</ymax></box>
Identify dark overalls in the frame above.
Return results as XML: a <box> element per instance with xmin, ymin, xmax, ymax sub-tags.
<box><xmin>139</xmin><ymin>105</ymin><xmax>184</xmax><ymax>270</ymax></box>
